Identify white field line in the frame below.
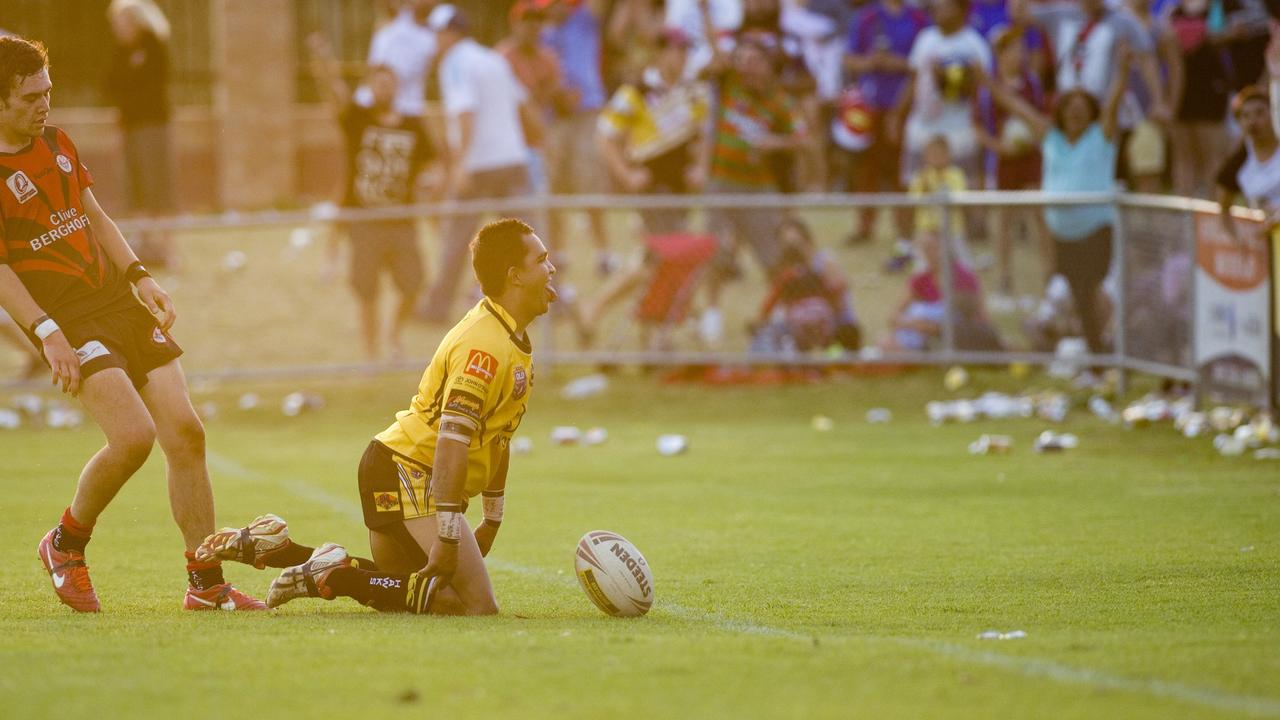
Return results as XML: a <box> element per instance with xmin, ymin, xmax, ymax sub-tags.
<box><xmin>206</xmin><ymin>451</ymin><xmax>1280</xmax><ymax>717</ymax></box>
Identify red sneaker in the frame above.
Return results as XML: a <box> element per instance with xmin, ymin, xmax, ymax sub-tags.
<box><xmin>183</xmin><ymin>583</ymin><xmax>269</xmax><ymax>611</ymax></box>
<box><xmin>38</xmin><ymin>528</ymin><xmax>100</xmax><ymax>613</ymax></box>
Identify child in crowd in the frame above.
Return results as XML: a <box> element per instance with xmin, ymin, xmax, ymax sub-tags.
<box><xmin>881</xmin><ymin>231</ymin><xmax>1001</xmax><ymax>352</ymax></box>
<box><xmin>750</xmin><ymin>217</ymin><xmax>861</xmax><ymax>352</ymax></box>
<box><xmin>885</xmin><ymin>134</ymin><xmax>966</xmax><ymax>272</ymax></box>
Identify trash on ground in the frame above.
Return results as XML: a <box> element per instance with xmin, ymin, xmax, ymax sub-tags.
<box><xmin>968</xmin><ymin>434</ymin><xmax>1013</xmax><ymax>455</ymax></box>
<box><xmin>561</xmin><ymin>373</ymin><xmax>609</xmax><ymax>399</ymax></box>
<box><xmin>550</xmin><ymin>426</ymin><xmax>582</xmax><ymax>445</ymax></box>
<box><xmin>656</xmin><ymin>434</ymin><xmax>688</xmax><ymax>456</ymax></box>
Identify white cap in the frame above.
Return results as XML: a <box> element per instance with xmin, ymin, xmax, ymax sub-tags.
<box><xmin>427</xmin><ymin>4</ymin><xmax>462</xmax><ymax>33</ymax></box>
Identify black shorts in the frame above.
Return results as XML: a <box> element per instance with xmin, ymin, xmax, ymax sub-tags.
<box><xmin>345</xmin><ymin>220</ymin><xmax>424</xmax><ymax>301</ymax></box>
<box><xmin>358</xmin><ymin>440</ymin><xmax>451</xmax><ymax>531</ymax></box>
<box><xmin>29</xmin><ymin>303</ymin><xmax>183</xmax><ymax>389</ymax></box>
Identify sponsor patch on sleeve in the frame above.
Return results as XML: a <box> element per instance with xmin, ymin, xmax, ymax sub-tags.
<box><xmin>443</xmin><ymin>389</ymin><xmax>484</xmax><ymax>425</ymax></box>
<box><xmin>463</xmin><ymin>348</ymin><xmax>498</xmax><ymax>383</ymax></box>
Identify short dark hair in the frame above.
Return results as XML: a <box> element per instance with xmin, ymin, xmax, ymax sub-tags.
<box><xmin>471</xmin><ymin>218</ymin><xmax>535</xmax><ymax>296</ymax></box>
<box><xmin>0</xmin><ymin>36</ymin><xmax>48</xmax><ymax>101</ymax></box>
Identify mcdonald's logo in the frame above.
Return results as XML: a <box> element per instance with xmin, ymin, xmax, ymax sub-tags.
<box><xmin>464</xmin><ymin>349</ymin><xmax>498</xmax><ymax>382</ymax></box>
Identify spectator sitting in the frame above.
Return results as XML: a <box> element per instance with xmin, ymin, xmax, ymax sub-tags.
<box><xmin>750</xmin><ymin>217</ymin><xmax>862</xmax><ymax>353</ymax></box>
<box><xmin>881</xmin><ymin>231</ymin><xmax>1001</xmax><ymax>352</ymax></box>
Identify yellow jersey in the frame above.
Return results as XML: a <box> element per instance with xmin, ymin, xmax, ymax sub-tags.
<box><xmin>375</xmin><ymin>299</ymin><xmax>534</xmax><ymax>500</ymax></box>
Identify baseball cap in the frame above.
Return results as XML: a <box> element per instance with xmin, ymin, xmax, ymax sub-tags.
<box><xmin>427</xmin><ymin>4</ymin><xmax>468</xmax><ymax>33</ymax></box>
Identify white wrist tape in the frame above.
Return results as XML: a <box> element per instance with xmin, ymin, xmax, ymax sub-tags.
<box><xmin>436</xmin><ymin>508</ymin><xmax>462</xmax><ymax>544</ymax></box>
<box><xmin>34</xmin><ymin>318</ymin><xmax>60</xmax><ymax>341</ymax></box>
<box><xmin>482</xmin><ymin>492</ymin><xmax>504</xmax><ymax>524</ymax></box>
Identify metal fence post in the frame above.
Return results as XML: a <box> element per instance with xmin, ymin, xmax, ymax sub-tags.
<box><xmin>938</xmin><ymin>192</ymin><xmax>956</xmax><ymax>360</ymax></box>
<box><xmin>1113</xmin><ymin>194</ymin><xmax>1128</xmax><ymax>398</ymax></box>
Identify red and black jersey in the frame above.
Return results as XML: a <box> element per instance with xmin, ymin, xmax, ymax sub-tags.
<box><xmin>0</xmin><ymin>125</ymin><xmax>135</xmax><ymax>324</ymax></box>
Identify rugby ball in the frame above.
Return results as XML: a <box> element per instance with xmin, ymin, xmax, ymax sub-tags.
<box><xmin>575</xmin><ymin>530</ymin><xmax>654</xmax><ymax>617</ymax></box>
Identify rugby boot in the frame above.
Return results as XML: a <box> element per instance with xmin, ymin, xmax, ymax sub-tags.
<box><xmin>183</xmin><ymin>583</ymin><xmax>268</xmax><ymax>611</ymax></box>
<box><xmin>266</xmin><ymin>543</ymin><xmax>350</xmax><ymax>609</ymax></box>
<box><xmin>37</xmin><ymin>528</ymin><xmax>100</xmax><ymax>613</ymax></box>
<box><xmin>196</xmin><ymin>513</ymin><xmax>292</xmax><ymax>569</ymax></box>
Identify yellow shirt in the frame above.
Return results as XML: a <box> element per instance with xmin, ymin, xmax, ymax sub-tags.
<box><xmin>597</xmin><ymin>73</ymin><xmax>709</xmax><ymax>164</ymax></box>
<box><xmin>909</xmin><ymin>165</ymin><xmax>967</xmax><ymax>234</ymax></box>
<box><xmin>375</xmin><ymin>299</ymin><xmax>534</xmax><ymax>500</ymax></box>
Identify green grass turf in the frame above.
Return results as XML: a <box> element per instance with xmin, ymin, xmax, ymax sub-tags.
<box><xmin>1</xmin><ymin>369</ymin><xmax>1277</xmax><ymax>719</ymax></box>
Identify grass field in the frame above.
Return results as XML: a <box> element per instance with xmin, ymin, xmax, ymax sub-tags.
<box><xmin>1</xmin><ymin>369</ymin><xmax>1277</xmax><ymax>719</ymax></box>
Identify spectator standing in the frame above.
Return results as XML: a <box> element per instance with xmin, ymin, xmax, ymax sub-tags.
<box><xmin>308</xmin><ymin>34</ymin><xmax>435</xmax><ymax>362</ymax></box>
<box><xmin>890</xmin><ymin>0</ymin><xmax>992</xmax><ymax>188</ymax></box>
<box><xmin>362</xmin><ymin>0</ymin><xmax>437</xmax><ymax>123</ymax></box>
<box><xmin>665</xmin><ymin>0</ymin><xmax>744</xmax><ymax>78</ymax></box>
<box><xmin>986</xmin><ymin>0</ymin><xmax>1052</xmax><ymax>93</ymax></box>
<box><xmin>842</xmin><ymin>0</ymin><xmax>927</xmax><ymax>244</ymax></box>
<box><xmin>1125</xmin><ymin>0</ymin><xmax>1183</xmax><ymax>192</ymax></box>
<box><xmin>543</xmin><ymin>0</ymin><xmax>614</xmax><ymax>275</ymax></box>
<box><xmin>1169</xmin><ymin>0</ymin><xmax>1239</xmax><ymax>197</ymax></box>
<box><xmin>106</xmin><ymin>0</ymin><xmax>176</xmax><ymax>269</ymax></box>
<box><xmin>604</xmin><ymin>0</ymin><xmax>666</xmax><ymax>89</ymax></box>
<box><xmin>596</xmin><ymin>28</ymin><xmax>710</xmax><ymax>235</ymax></box>
<box><xmin>984</xmin><ymin>48</ymin><xmax>1132</xmax><ymax>380</ymax></box>
<box><xmin>419</xmin><ymin>6</ymin><xmax>540</xmax><ymax>324</ymax></box>
<box><xmin>1032</xmin><ymin>0</ymin><xmax>1171</xmax><ymax>189</ymax></box>
<box><xmin>976</xmin><ymin>28</ymin><xmax>1050</xmax><ymax>294</ymax></box>
<box><xmin>497</xmin><ymin>1</ymin><xmax>569</xmax><ymax>196</ymax></box>
<box><xmin>700</xmin><ymin>34</ymin><xmax>809</xmax><ymax>344</ymax></box>
<box><xmin>1216</xmin><ymin>87</ymin><xmax>1280</xmax><ymax>237</ymax></box>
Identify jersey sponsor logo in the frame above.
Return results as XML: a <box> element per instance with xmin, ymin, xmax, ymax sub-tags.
<box><xmin>372</xmin><ymin>491</ymin><xmax>401</xmax><ymax>512</ymax></box>
<box><xmin>464</xmin><ymin>349</ymin><xmax>498</xmax><ymax>383</ymax></box>
<box><xmin>74</xmin><ymin>340</ymin><xmax>111</xmax><ymax>364</ymax></box>
<box><xmin>56</xmin><ymin>154</ymin><xmax>73</xmax><ymax>174</ymax></box>
<box><xmin>512</xmin><ymin>365</ymin><xmax>527</xmax><ymax>399</ymax></box>
<box><xmin>30</xmin><ymin>208</ymin><xmax>91</xmax><ymax>252</ymax></box>
<box><xmin>6</xmin><ymin>170</ymin><xmax>37</xmax><ymax>204</ymax></box>
<box><xmin>444</xmin><ymin>389</ymin><xmax>483</xmax><ymax>423</ymax></box>
<box><xmin>151</xmin><ymin>328</ymin><xmax>166</xmax><ymax>344</ymax></box>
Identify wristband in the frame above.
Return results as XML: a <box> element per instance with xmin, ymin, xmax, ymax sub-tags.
<box><xmin>32</xmin><ymin>315</ymin><xmax>60</xmax><ymax>341</ymax></box>
<box><xmin>436</xmin><ymin>505</ymin><xmax>463</xmax><ymax>544</ymax></box>
<box><xmin>124</xmin><ymin>261</ymin><xmax>151</xmax><ymax>285</ymax></box>
<box><xmin>482</xmin><ymin>491</ymin><xmax>504</xmax><ymax>526</ymax></box>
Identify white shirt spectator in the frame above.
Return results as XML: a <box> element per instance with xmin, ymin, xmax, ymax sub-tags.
<box><xmin>362</xmin><ymin>8</ymin><xmax>437</xmax><ymax>117</ymax></box>
<box><xmin>665</xmin><ymin>0</ymin><xmax>742</xmax><ymax>78</ymax></box>
<box><xmin>1033</xmin><ymin>3</ymin><xmax>1150</xmax><ymax>102</ymax></box>
<box><xmin>438</xmin><ymin>38</ymin><xmax>530</xmax><ymax>172</ymax></box>
<box><xmin>904</xmin><ymin>25</ymin><xmax>992</xmax><ymax>159</ymax></box>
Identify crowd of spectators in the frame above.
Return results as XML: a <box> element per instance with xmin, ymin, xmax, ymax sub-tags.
<box><xmin>326</xmin><ymin>0</ymin><xmax>1269</xmax><ymax>362</ymax></box>
<box><xmin>8</xmin><ymin>0</ymin><xmax>1279</xmax><ymax>376</ymax></box>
